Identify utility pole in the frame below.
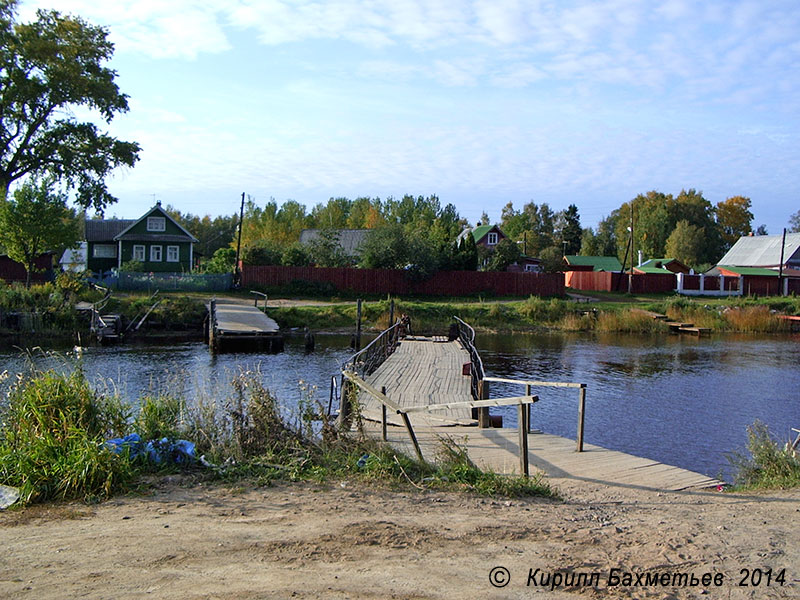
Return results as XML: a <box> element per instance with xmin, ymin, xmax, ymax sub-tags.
<box><xmin>779</xmin><ymin>228</ymin><xmax>787</xmax><ymax>296</ymax></box>
<box><xmin>234</xmin><ymin>192</ymin><xmax>245</xmax><ymax>288</ymax></box>
<box><xmin>627</xmin><ymin>202</ymin><xmax>634</xmax><ymax>294</ymax></box>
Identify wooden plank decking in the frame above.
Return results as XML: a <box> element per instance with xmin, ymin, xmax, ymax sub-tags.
<box><xmin>359</xmin><ymin>338</ymin><xmax>476</xmax><ymax>425</ymax></box>
<box><xmin>208</xmin><ymin>299</ymin><xmax>283</xmax><ymax>352</ymax></box>
<box><xmin>356</xmin><ymin>336</ymin><xmax>721</xmax><ymax>491</ymax></box>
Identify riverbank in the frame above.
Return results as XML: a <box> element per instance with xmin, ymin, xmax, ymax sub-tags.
<box><xmin>2</xmin><ymin>475</ymin><xmax>797</xmax><ymax>599</ymax></box>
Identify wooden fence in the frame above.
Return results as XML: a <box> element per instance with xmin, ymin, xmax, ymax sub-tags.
<box><xmin>565</xmin><ymin>270</ymin><xmax>677</xmax><ymax>294</ymax></box>
<box><xmin>242</xmin><ymin>265</ymin><xmax>564</xmax><ymax>297</ymax></box>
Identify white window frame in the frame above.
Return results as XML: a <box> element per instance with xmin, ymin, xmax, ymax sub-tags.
<box><xmin>150</xmin><ymin>245</ymin><xmax>162</xmax><ymax>262</ymax></box>
<box><xmin>147</xmin><ymin>216</ymin><xmax>166</xmax><ymax>232</ymax></box>
<box><xmin>92</xmin><ymin>244</ymin><xmax>117</xmax><ymax>258</ymax></box>
<box><xmin>132</xmin><ymin>245</ymin><xmax>145</xmax><ymax>262</ymax></box>
<box><xmin>487</xmin><ymin>232</ymin><xmax>498</xmax><ymax>245</ymax></box>
<box><xmin>166</xmin><ymin>245</ymin><xmax>180</xmax><ymax>262</ymax></box>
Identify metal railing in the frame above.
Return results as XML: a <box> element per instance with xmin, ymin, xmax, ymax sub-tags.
<box><xmin>453</xmin><ymin>316</ymin><xmax>484</xmax><ymax>401</ymax></box>
<box><xmin>342</xmin><ymin>319</ymin><xmax>406</xmax><ymax>379</ymax></box>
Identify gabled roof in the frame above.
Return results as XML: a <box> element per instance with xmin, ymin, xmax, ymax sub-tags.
<box><xmin>635</xmin><ymin>258</ymin><xmax>690</xmax><ymax>274</ymax></box>
<box><xmin>114</xmin><ymin>205</ymin><xmax>199</xmax><ymax>243</ymax></box>
<box><xmin>717</xmin><ymin>233</ymin><xmax>800</xmax><ymax>268</ymax></box>
<box><xmin>299</xmin><ymin>229</ymin><xmax>369</xmax><ymax>256</ymax></box>
<box><xmin>85</xmin><ymin>219</ymin><xmax>135</xmax><ymax>242</ymax></box>
<box><xmin>564</xmin><ymin>255</ymin><xmax>623</xmax><ymax>271</ymax></box>
<box><xmin>456</xmin><ymin>224</ymin><xmax>505</xmax><ymax>244</ymax></box>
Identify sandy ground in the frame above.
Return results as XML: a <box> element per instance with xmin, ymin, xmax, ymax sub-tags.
<box><xmin>1</xmin><ymin>476</ymin><xmax>798</xmax><ymax>600</ymax></box>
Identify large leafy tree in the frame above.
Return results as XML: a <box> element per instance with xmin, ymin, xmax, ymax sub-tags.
<box><xmin>0</xmin><ymin>177</ymin><xmax>80</xmax><ymax>287</ymax></box>
<box><xmin>716</xmin><ymin>195</ymin><xmax>753</xmax><ymax>250</ymax></box>
<box><xmin>0</xmin><ymin>1</ymin><xmax>140</xmax><ymax>212</ymax></box>
<box><xmin>665</xmin><ymin>220</ymin><xmax>704</xmax><ymax>269</ymax></box>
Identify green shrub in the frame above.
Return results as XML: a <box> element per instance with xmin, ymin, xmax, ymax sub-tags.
<box><xmin>134</xmin><ymin>395</ymin><xmax>185</xmax><ymax>441</ymax></box>
<box><xmin>0</xmin><ymin>369</ymin><xmax>134</xmax><ymax>504</ymax></box>
<box><xmin>727</xmin><ymin>421</ymin><xmax>800</xmax><ymax>489</ymax></box>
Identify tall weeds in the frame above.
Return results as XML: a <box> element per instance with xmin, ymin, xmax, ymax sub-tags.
<box><xmin>727</xmin><ymin>421</ymin><xmax>800</xmax><ymax>489</ymax></box>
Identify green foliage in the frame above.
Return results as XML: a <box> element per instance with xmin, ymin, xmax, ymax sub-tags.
<box><xmin>452</xmin><ymin>231</ymin><xmax>478</xmax><ymax>270</ymax></box>
<box><xmin>727</xmin><ymin>421</ymin><xmax>800</xmax><ymax>489</ymax></box>
<box><xmin>202</xmin><ymin>247</ymin><xmax>236</xmax><ymax>274</ymax></box>
<box><xmin>119</xmin><ymin>260</ymin><xmax>145</xmax><ymax>272</ymax></box>
<box><xmin>790</xmin><ymin>209</ymin><xmax>800</xmax><ymax>233</ymax></box>
<box><xmin>487</xmin><ymin>238</ymin><xmax>521</xmax><ymax>271</ymax></box>
<box><xmin>134</xmin><ymin>395</ymin><xmax>185</xmax><ymax>441</ymax></box>
<box><xmin>0</xmin><ymin>178</ymin><xmax>81</xmax><ymax>287</ymax></box>
<box><xmin>281</xmin><ymin>242</ymin><xmax>311</xmax><ymax>266</ymax></box>
<box><xmin>241</xmin><ymin>239</ymin><xmax>282</xmax><ymax>265</ymax></box>
<box><xmin>306</xmin><ymin>229</ymin><xmax>351</xmax><ymax>268</ymax></box>
<box><xmin>55</xmin><ymin>270</ymin><xmax>88</xmax><ymax>297</ymax></box>
<box><xmin>538</xmin><ymin>246</ymin><xmax>564</xmax><ymax>273</ymax></box>
<box><xmin>665</xmin><ymin>220</ymin><xmax>704</xmax><ymax>268</ymax></box>
<box><xmin>359</xmin><ymin>223</ymin><xmax>408</xmax><ymax>269</ymax></box>
<box><xmin>0</xmin><ymin>1</ymin><xmax>140</xmax><ymax>211</ymax></box>
<box><xmin>558</xmin><ymin>204</ymin><xmax>582</xmax><ymax>255</ymax></box>
<box><xmin>0</xmin><ymin>369</ymin><xmax>134</xmax><ymax>504</ymax></box>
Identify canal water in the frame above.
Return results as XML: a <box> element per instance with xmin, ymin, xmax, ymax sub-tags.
<box><xmin>1</xmin><ymin>332</ymin><xmax>797</xmax><ymax>481</ymax></box>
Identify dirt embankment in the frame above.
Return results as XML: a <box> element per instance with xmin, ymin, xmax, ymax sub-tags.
<box><xmin>1</xmin><ymin>476</ymin><xmax>798</xmax><ymax>599</ymax></box>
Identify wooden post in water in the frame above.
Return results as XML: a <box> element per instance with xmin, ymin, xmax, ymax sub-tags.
<box><xmin>477</xmin><ymin>379</ymin><xmax>490</xmax><ymax>428</ymax></box>
<box><xmin>381</xmin><ymin>386</ymin><xmax>388</xmax><ymax>442</ymax></box>
<box><xmin>355</xmin><ymin>299</ymin><xmax>362</xmax><ymax>351</ymax></box>
<box><xmin>576</xmin><ymin>384</ymin><xmax>586</xmax><ymax>452</ymax></box>
<box><xmin>517</xmin><ymin>402</ymin><xmax>529</xmax><ymax>477</ymax></box>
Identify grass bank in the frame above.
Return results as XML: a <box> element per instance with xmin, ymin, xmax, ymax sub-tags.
<box><xmin>0</xmin><ymin>364</ymin><xmax>555</xmax><ymax>507</ymax></box>
<box><xmin>271</xmin><ymin>294</ymin><xmax>800</xmax><ymax>335</ymax></box>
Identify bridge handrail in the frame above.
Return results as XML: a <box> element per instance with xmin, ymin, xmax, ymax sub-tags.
<box><xmin>342</xmin><ymin>319</ymin><xmax>405</xmax><ymax>378</ymax></box>
<box><xmin>453</xmin><ymin>316</ymin><xmax>484</xmax><ymax>400</ymax></box>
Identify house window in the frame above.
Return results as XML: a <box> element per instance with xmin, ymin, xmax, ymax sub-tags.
<box><xmin>150</xmin><ymin>245</ymin><xmax>162</xmax><ymax>262</ymax></box>
<box><xmin>166</xmin><ymin>245</ymin><xmax>180</xmax><ymax>262</ymax></box>
<box><xmin>524</xmin><ymin>264</ymin><xmax>541</xmax><ymax>273</ymax></box>
<box><xmin>132</xmin><ymin>245</ymin><xmax>145</xmax><ymax>262</ymax></box>
<box><xmin>487</xmin><ymin>232</ymin><xmax>498</xmax><ymax>245</ymax></box>
<box><xmin>93</xmin><ymin>244</ymin><xmax>117</xmax><ymax>258</ymax></box>
<box><xmin>147</xmin><ymin>216</ymin><xmax>166</xmax><ymax>232</ymax></box>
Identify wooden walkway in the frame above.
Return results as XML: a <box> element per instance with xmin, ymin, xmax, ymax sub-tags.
<box><xmin>359</xmin><ymin>338</ymin><xmax>476</xmax><ymax>425</ymax></box>
<box><xmin>208</xmin><ymin>299</ymin><xmax>283</xmax><ymax>352</ymax></box>
<box><xmin>355</xmin><ymin>336</ymin><xmax>721</xmax><ymax>491</ymax></box>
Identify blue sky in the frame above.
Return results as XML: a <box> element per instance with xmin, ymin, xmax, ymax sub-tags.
<box><xmin>21</xmin><ymin>0</ymin><xmax>800</xmax><ymax>233</ymax></box>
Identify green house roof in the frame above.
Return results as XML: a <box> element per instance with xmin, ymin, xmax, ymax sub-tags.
<box><xmin>470</xmin><ymin>224</ymin><xmax>494</xmax><ymax>242</ymax></box>
<box><xmin>716</xmin><ymin>265</ymin><xmax>780</xmax><ymax>277</ymax></box>
<box><xmin>564</xmin><ymin>255</ymin><xmax>623</xmax><ymax>271</ymax></box>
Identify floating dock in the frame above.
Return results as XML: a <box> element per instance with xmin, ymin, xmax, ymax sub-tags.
<box><xmin>207</xmin><ymin>298</ymin><xmax>284</xmax><ymax>352</ymax></box>
<box><xmin>342</xmin><ymin>319</ymin><xmax>722</xmax><ymax>491</ymax></box>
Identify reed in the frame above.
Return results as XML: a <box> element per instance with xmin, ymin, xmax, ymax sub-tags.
<box><xmin>727</xmin><ymin>421</ymin><xmax>800</xmax><ymax>490</ymax></box>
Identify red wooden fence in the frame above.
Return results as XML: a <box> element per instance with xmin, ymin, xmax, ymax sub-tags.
<box><xmin>0</xmin><ymin>254</ymin><xmax>53</xmax><ymax>284</ymax></box>
<box><xmin>242</xmin><ymin>265</ymin><xmax>564</xmax><ymax>297</ymax></box>
<box><xmin>565</xmin><ymin>271</ymin><xmax>677</xmax><ymax>294</ymax></box>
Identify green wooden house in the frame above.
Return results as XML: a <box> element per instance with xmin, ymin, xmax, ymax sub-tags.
<box><xmin>85</xmin><ymin>203</ymin><xmax>198</xmax><ymax>275</ymax></box>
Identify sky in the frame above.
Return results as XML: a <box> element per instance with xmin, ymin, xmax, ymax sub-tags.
<box><xmin>19</xmin><ymin>0</ymin><xmax>800</xmax><ymax>233</ymax></box>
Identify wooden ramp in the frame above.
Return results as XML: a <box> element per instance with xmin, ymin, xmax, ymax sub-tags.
<box><xmin>368</xmin><ymin>422</ymin><xmax>722</xmax><ymax>491</ymax></box>
<box><xmin>208</xmin><ymin>299</ymin><xmax>283</xmax><ymax>352</ymax></box>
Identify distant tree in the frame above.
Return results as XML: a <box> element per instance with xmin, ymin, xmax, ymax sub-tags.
<box><xmin>0</xmin><ymin>1</ymin><xmax>140</xmax><ymax>212</ymax></box>
<box><xmin>452</xmin><ymin>232</ymin><xmax>478</xmax><ymax>270</ymax></box>
<box><xmin>359</xmin><ymin>224</ymin><xmax>407</xmax><ymax>270</ymax></box>
<box><xmin>538</xmin><ymin>246</ymin><xmax>564</xmax><ymax>273</ymax></box>
<box><xmin>202</xmin><ymin>247</ymin><xmax>236</xmax><ymax>274</ymax></box>
<box><xmin>479</xmin><ymin>211</ymin><xmax>490</xmax><ymax>226</ymax></box>
<box><xmin>756</xmin><ymin>224</ymin><xmax>768</xmax><ymax>235</ymax></box>
<box><xmin>595</xmin><ymin>215</ymin><xmax>618</xmax><ymax>256</ymax></box>
<box><xmin>281</xmin><ymin>242</ymin><xmax>311</xmax><ymax>267</ymax></box>
<box><xmin>307</xmin><ymin>228</ymin><xmax>350</xmax><ymax>267</ymax></box>
<box><xmin>241</xmin><ymin>240</ymin><xmax>282</xmax><ymax>265</ymax></box>
<box><xmin>0</xmin><ymin>178</ymin><xmax>81</xmax><ymax>287</ymax></box>
<box><xmin>790</xmin><ymin>210</ymin><xmax>800</xmax><ymax>233</ymax></box>
<box><xmin>665</xmin><ymin>220</ymin><xmax>704</xmax><ymax>268</ymax></box>
<box><xmin>165</xmin><ymin>207</ymin><xmax>237</xmax><ymax>258</ymax></box>
<box><xmin>558</xmin><ymin>204</ymin><xmax>582</xmax><ymax>255</ymax></box>
<box><xmin>579</xmin><ymin>227</ymin><xmax>599</xmax><ymax>255</ymax></box>
<box><xmin>716</xmin><ymin>195</ymin><xmax>753</xmax><ymax>250</ymax></box>
<box><xmin>487</xmin><ymin>238</ymin><xmax>521</xmax><ymax>271</ymax></box>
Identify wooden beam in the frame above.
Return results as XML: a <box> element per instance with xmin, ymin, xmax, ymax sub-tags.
<box><xmin>399</xmin><ymin>412</ymin><xmax>424</xmax><ymax>462</ymax></box>
<box><xmin>483</xmin><ymin>376</ymin><xmax>584</xmax><ymax>389</ymax></box>
<box><xmin>576</xmin><ymin>385</ymin><xmax>586</xmax><ymax>452</ymax></box>
<box><xmin>342</xmin><ymin>371</ymin><xmax>403</xmax><ymax>413</ymax></box>
<box><xmin>518</xmin><ymin>403</ymin><xmax>529</xmax><ymax>477</ymax></box>
<box><xmin>402</xmin><ymin>395</ymin><xmax>538</xmax><ymax>413</ymax></box>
